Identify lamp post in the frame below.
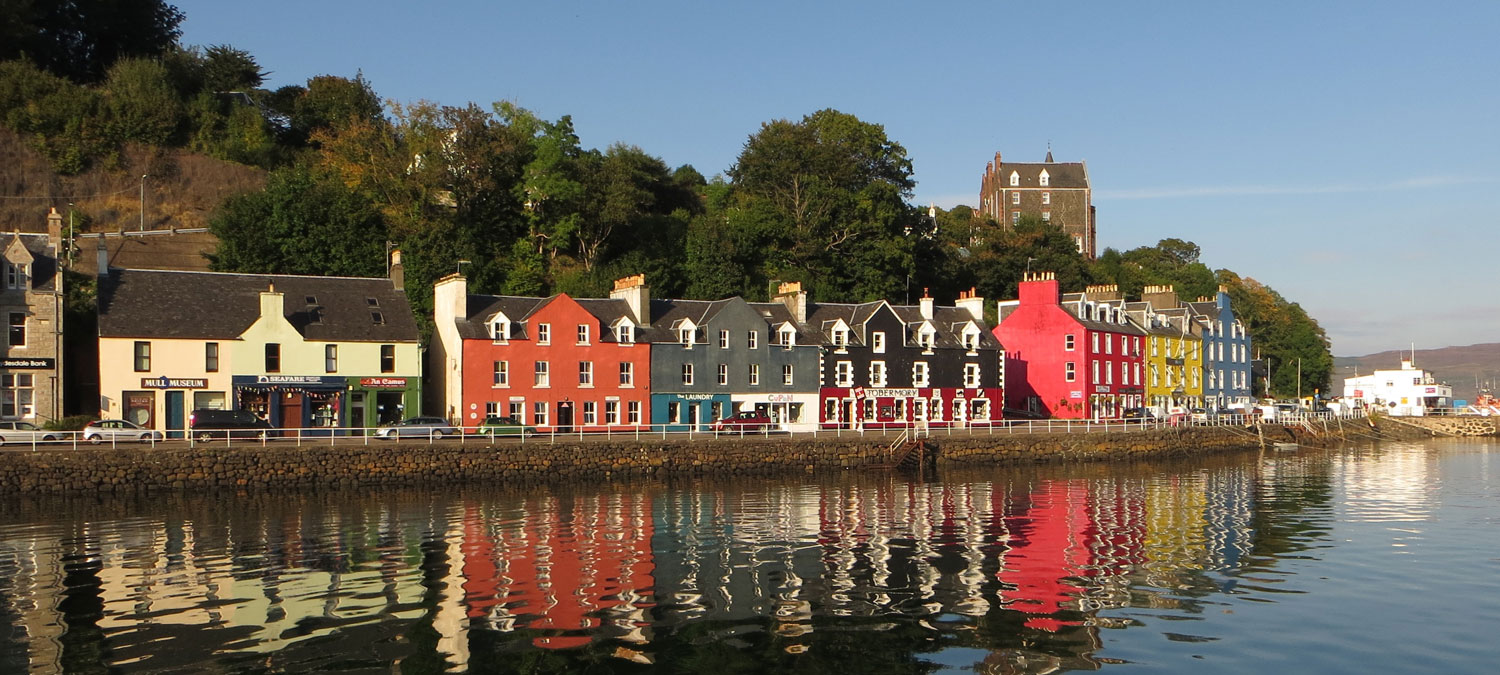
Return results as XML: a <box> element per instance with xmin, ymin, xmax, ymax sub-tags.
<box><xmin>139</xmin><ymin>174</ymin><xmax>148</xmax><ymax>231</ymax></box>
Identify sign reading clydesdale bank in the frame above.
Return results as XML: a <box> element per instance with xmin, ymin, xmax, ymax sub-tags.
<box><xmin>2</xmin><ymin>357</ymin><xmax>55</xmax><ymax>369</ymax></box>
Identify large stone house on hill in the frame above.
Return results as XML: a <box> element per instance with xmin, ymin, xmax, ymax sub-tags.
<box><xmin>978</xmin><ymin>150</ymin><xmax>1096</xmax><ymax>259</ymax></box>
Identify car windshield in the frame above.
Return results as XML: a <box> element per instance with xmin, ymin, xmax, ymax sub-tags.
<box><xmin>17</xmin><ymin>422</ymin><xmax>39</xmax><ymax>430</ymax></box>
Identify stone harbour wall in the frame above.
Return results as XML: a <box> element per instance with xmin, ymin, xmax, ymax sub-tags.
<box><xmin>1377</xmin><ymin>415</ymin><xmax>1499</xmax><ymax>438</ymax></box>
<box><xmin>0</xmin><ymin>425</ymin><xmax>1279</xmax><ymax>496</ymax></box>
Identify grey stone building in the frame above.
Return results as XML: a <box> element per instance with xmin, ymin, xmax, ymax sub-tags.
<box><xmin>1</xmin><ymin>208</ymin><xmax>65</xmax><ymax>423</ymax></box>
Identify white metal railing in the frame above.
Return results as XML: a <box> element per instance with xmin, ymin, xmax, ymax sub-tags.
<box><xmin>4</xmin><ymin>408</ymin><xmax>1371</xmax><ymax>451</ymax></box>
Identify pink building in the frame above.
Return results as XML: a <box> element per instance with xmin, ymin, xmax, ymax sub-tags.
<box><xmin>994</xmin><ymin>273</ymin><xmax>1145</xmax><ymax>419</ymax></box>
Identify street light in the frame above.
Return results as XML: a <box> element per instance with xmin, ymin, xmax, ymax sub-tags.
<box><xmin>457</xmin><ymin>259</ymin><xmax>471</xmax><ymax>276</ymax></box>
<box><xmin>139</xmin><ymin>174</ymin><xmax>149</xmax><ymax>231</ymax></box>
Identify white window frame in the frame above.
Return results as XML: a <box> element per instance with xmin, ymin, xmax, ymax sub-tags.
<box><xmin>913</xmin><ymin>361</ymin><xmax>930</xmax><ymax>387</ymax></box>
<box><xmin>1065</xmin><ymin>361</ymin><xmax>1076</xmax><ymax>382</ymax></box>
<box><xmin>682</xmin><ymin>363</ymin><xmax>694</xmax><ymax>385</ymax></box>
<box><xmin>717</xmin><ymin>363</ymin><xmax>728</xmax><ymax>385</ymax></box>
<box><xmin>872</xmin><ymin>331</ymin><xmax>886</xmax><ymax>353</ymax></box>
<box><xmin>536</xmin><ymin>323</ymin><xmax>551</xmax><ymax>345</ymax></box>
<box><xmin>577</xmin><ymin>324</ymin><xmax>590</xmax><ymax>345</ymax></box>
<box><xmin>719</xmin><ymin>329</ymin><xmax>730</xmax><ymax>349</ymax></box>
<box><xmin>533</xmin><ymin>361</ymin><xmax>550</xmax><ymax>387</ymax></box>
<box><xmin>782</xmin><ymin>364</ymin><xmax>794</xmax><ymax>386</ymax></box>
<box><xmin>964</xmin><ymin>363</ymin><xmax>981</xmax><ymax>388</ymax></box>
<box><xmin>835</xmin><ymin>361</ymin><xmax>853</xmax><ymax>387</ymax></box>
<box><xmin>578</xmin><ymin>360</ymin><xmax>593</xmax><ymax>387</ymax></box>
<box><xmin>747</xmin><ymin>330</ymin><xmax>758</xmax><ymax>349</ymax></box>
<box><xmin>749</xmin><ymin>364</ymin><xmax>760</xmax><ymax>386</ymax></box>
<box><xmin>619</xmin><ymin>361</ymin><xmax>634</xmax><ymax>386</ymax></box>
<box><xmin>870</xmin><ymin>360</ymin><xmax>887</xmax><ymax>387</ymax></box>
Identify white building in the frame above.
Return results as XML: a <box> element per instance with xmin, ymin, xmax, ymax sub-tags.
<box><xmin>1342</xmin><ymin>360</ymin><xmax>1451</xmax><ymax>416</ymax></box>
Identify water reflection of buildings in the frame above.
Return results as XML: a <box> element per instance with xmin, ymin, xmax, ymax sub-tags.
<box><xmin>0</xmin><ymin>465</ymin><xmax>1266</xmax><ymax>672</ymax></box>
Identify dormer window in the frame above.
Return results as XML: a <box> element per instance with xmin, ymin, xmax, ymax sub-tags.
<box><xmin>1039</xmin><ymin>169</ymin><xmax>1050</xmax><ymax>187</ymax></box>
<box><xmin>918</xmin><ymin>328</ymin><xmax>935</xmax><ymax>350</ymax></box>
<box><xmin>5</xmin><ymin>262</ymin><xmax>28</xmax><ymax>290</ymax></box>
<box><xmin>832</xmin><ymin>327</ymin><xmax>849</xmax><ymax>347</ymax></box>
<box><xmin>1009</xmin><ymin>171</ymin><xmax>1019</xmax><ymax>187</ymax></box>
<box><xmin>489</xmin><ymin>318</ymin><xmax>509</xmax><ymax>341</ymax></box>
<box><xmin>779</xmin><ymin>325</ymin><xmax>796</xmax><ymax>348</ymax></box>
<box><xmin>962</xmin><ymin>328</ymin><xmax>980</xmax><ymax>351</ymax></box>
<box><xmin>615</xmin><ymin>323</ymin><xmax>634</xmax><ymax>343</ymax></box>
<box><xmin>679</xmin><ymin>327</ymin><xmax>694</xmax><ymax>345</ymax></box>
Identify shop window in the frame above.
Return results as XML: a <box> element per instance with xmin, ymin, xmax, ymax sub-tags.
<box><xmin>205</xmin><ymin>342</ymin><xmax>219</xmax><ymax>372</ymax></box>
<box><xmin>668</xmin><ymin>401</ymin><xmax>681</xmax><ymax>422</ymax></box>
<box><xmin>325</xmin><ymin>344</ymin><xmax>338</xmax><ymax>373</ymax></box>
<box><xmin>7</xmin><ymin>313</ymin><xmax>24</xmax><ymax>347</ymax></box>
<box><xmin>134</xmin><ymin>341</ymin><xmax>151</xmax><ymax>372</ymax></box>
<box><xmin>380</xmin><ymin>345</ymin><xmax>395</xmax><ymax>373</ymax></box>
<box><xmin>1</xmin><ymin>373</ymin><xmax>34</xmax><ymax>418</ymax></box>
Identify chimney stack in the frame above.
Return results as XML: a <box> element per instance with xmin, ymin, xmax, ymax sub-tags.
<box><xmin>389</xmin><ymin>249</ymin><xmax>404</xmax><ymax>291</ymax></box>
<box><xmin>1141</xmin><ymin>284</ymin><xmax>1179</xmax><ymax>310</ymax></box>
<box><xmin>433</xmin><ymin>273</ymin><xmax>468</xmax><ymax>323</ymax></box>
<box><xmin>96</xmin><ymin>238</ymin><xmax>108</xmax><ymax>277</ymax></box>
<box><xmin>46</xmin><ymin>207</ymin><xmax>62</xmax><ymax>251</ymax></box>
<box><xmin>610</xmin><ymin>274</ymin><xmax>650</xmax><ymax>327</ymax></box>
<box><xmin>919</xmin><ymin>288</ymin><xmax>934</xmax><ymax>320</ymax></box>
<box><xmin>955</xmin><ymin>287</ymin><xmax>984</xmax><ymax>323</ymax></box>
<box><xmin>774</xmin><ymin>281</ymin><xmax>807</xmax><ymax>324</ymax></box>
<box><xmin>260</xmin><ymin>282</ymin><xmax>284</xmax><ymax>322</ymax></box>
<box><xmin>1018</xmin><ymin>271</ymin><xmax>1060</xmax><ymax>305</ymax></box>
<box><xmin>1083</xmin><ymin>284</ymin><xmax>1121</xmax><ymax>302</ymax></box>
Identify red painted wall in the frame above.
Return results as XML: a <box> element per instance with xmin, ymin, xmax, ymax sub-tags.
<box><xmin>460</xmin><ymin>294</ymin><xmax>651</xmax><ymax>431</ymax></box>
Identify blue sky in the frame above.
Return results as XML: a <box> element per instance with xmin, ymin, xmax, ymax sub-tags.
<box><xmin>172</xmin><ymin>0</ymin><xmax>1500</xmax><ymax>356</ymax></box>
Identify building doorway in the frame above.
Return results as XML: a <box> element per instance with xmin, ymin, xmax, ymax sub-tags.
<box><xmin>556</xmin><ymin>401</ymin><xmax>574</xmax><ymax>433</ymax></box>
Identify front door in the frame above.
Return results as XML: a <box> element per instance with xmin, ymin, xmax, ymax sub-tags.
<box><xmin>280</xmin><ymin>392</ymin><xmax>303</xmax><ymax>431</ymax></box>
<box><xmin>349</xmin><ymin>392</ymin><xmax>366</xmax><ymax>436</ymax></box>
<box><xmin>556</xmin><ymin>402</ymin><xmax>574</xmax><ymax>433</ymax></box>
<box><xmin>688</xmin><ymin>403</ymin><xmax>699</xmax><ymax>430</ymax></box>
<box><xmin>165</xmin><ymin>390</ymin><xmax>185</xmax><ymax>439</ymax></box>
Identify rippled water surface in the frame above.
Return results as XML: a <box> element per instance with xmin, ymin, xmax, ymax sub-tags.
<box><xmin>3</xmin><ymin>438</ymin><xmax>1498</xmax><ymax>673</ymax></box>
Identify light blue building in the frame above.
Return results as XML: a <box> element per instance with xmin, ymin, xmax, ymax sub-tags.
<box><xmin>1189</xmin><ymin>287</ymin><xmax>1253</xmax><ymax>410</ymax></box>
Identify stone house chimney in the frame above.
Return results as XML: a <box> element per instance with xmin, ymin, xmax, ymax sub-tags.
<box><xmin>433</xmin><ymin>273</ymin><xmax>467</xmax><ymax>323</ymax></box>
<box><xmin>96</xmin><ymin>238</ymin><xmax>109</xmax><ymax>276</ymax></box>
<box><xmin>1142</xmin><ymin>284</ymin><xmax>1179</xmax><ymax>310</ymax></box>
<box><xmin>919</xmin><ymin>288</ymin><xmax>934</xmax><ymax>320</ymax></box>
<box><xmin>955</xmin><ymin>287</ymin><xmax>984</xmax><ymax>323</ymax></box>
<box><xmin>389</xmin><ymin>249</ymin><xmax>404</xmax><ymax>291</ymax></box>
<box><xmin>260</xmin><ymin>281</ymin><xmax>284</xmax><ymax>322</ymax></box>
<box><xmin>610</xmin><ymin>274</ymin><xmax>650</xmax><ymax>327</ymax></box>
<box><xmin>46</xmin><ymin>207</ymin><xmax>62</xmax><ymax>251</ymax></box>
<box><xmin>1083</xmin><ymin>284</ymin><xmax>1122</xmax><ymax>302</ymax></box>
<box><xmin>773</xmin><ymin>281</ymin><xmax>807</xmax><ymax>324</ymax></box>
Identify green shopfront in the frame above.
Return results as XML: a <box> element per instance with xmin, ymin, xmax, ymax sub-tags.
<box><xmin>346</xmin><ymin>376</ymin><xmax>422</xmax><ymax>431</ymax></box>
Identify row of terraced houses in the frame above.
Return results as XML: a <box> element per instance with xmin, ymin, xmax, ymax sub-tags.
<box><xmin>5</xmin><ymin>209</ymin><xmax>1253</xmax><ymax>435</ymax></box>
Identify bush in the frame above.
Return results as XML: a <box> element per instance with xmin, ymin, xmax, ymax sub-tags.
<box><xmin>45</xmin><ymin>414</ymin><xmax>97</xmax><ymax>431</ymax></box>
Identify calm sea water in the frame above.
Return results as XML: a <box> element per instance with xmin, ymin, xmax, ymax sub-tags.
<box><xmin>2</xmin><ymin>438</ymin><xmax>1497</xmax><ymax>674</ymax></box>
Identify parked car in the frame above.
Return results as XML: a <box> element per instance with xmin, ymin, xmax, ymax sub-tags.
<box><xmin>375</xmin><ymin>417</ymin><xmax>461</xmax><ymax>440</ymax></box>
<box><xmin>83</xmin><ymin>419</ymin><xmax>164</xmax><ymax>444</ymax></box>
<box><xmin>472</xmin><ymin>415</ymin><xmax>536</xmax><ymax>437</ymax></box>
<box><xmin>1190</xmin><ymin>407</ymin><xmax>1214</xmax><ymax>423</ymax></box>
<box><xmin>1122</xmin><ymin>407</ymin><xmax>1154</xmax><ymax>421</ymax></box>
<box><xmin>712</xmin><ymin>410</ymin><xmax>774</xmax><ymax>433</ymax></box>
<box><xmin>189</xmin><ymin>408</ymin><xmax>275</xmax><ymax>442</ymax></box>
<box><xmin>0</xmin><ymin>421</ymin><xmax>62</xmax><ymax>445</ymax></box>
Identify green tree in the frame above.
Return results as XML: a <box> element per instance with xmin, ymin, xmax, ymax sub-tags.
<box><xmin>207</xmin><ymin>164</ymin><xmax>387</xmax><ymax>277</ymax></box>
<box><xmin>200</xmin><ymin>44</ymin><xmax>266</xmax><ymax>92</ymax></box>
<box><xmin>1</xmin><ymin>0</ymin><xmax>185</xmax><ymax>83</ymax></box>
<box><xmin>102</xmin><ymin>57</ymin><xmax>182</xmax><ymax>146</ymax></box>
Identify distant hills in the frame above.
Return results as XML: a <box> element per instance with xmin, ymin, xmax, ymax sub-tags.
<box><xmin>1334</xmin><ymin>343</ymin><xmax>1500</xmax><ymax>402</ymax></box>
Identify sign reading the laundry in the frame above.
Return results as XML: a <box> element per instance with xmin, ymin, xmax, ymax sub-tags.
<box><xmin>140</xmin><ymin>377</ymin><xmax>208</xmax><ymax>389</ymax></box>
<box><xmin>360</xmin><ymin>377</ymin><xmax>407</xmax><ymax>388</ymax></box>
<box><xmin>2</xmin><ymin>358</ymin><xmax>55</xmax><ymax>369</ymax></box>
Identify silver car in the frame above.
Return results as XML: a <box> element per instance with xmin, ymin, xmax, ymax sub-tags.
<box><xmin>0</xmin><ymin>421</ymin><xmax>62</xmax><ymax>445</ymax></box>
<box><xmin>83</xmin><ymin>419</ymin><xmax>165</xmax><ymax>444</ymax></box>
<box><xmin>374</xmin><ymin>417</ymin><xmax>462</xmax><ymax>440</ymax></box>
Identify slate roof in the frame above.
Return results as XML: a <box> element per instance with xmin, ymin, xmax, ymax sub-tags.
<box><xmin>806</xmin><ymin>301</ymin><xmax>886</xmax><ymax>346</ymax></box>
<box><xmin>642</xmin><ymin>298</ymin><xmax>738</xmax><ymax>343</ymax></box>
<box><xmin>746</xmin><ymin>302</ymin><xmax>825</xmax><ymax>345</ymax></box>
<box><xmin>890</xmin><ymin>305</ymin><xmax>1003</xmax><ymax>350</ymax></box>
<box><xmin>991</xmin><ymin>161</ymin><xmax>1089</xmax><ymax>189</ymax></box>
<box><xmin>98</xmin><ymin>269</ymin><xmax>419</xmax><ymax>342</ymax></box>
<box><xmin>1123</xmin><ymin>301</ymin><xmax>1185</xmax><ymax>338</ymax></box>
<box><xmin>455</xmin><ymin>294</ymin><xmax>643</xmax><ymax>342</ymax></box>
<box><xmin>1058</xmin><ymin>295</ymin><xmax>1147</xmax><ymax>335</ymax></box>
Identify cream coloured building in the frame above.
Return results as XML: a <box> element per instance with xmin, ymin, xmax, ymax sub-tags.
<box><xmin>98</xmin><ymin>266</ymin><xmax>420</xmax><ymax>436</ymax></box>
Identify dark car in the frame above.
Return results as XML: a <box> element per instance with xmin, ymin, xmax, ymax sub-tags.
<box><xmin>472</xmin><ymin>415</ymin><xmax>537</xmax><ymax>438</ymax></box>
<box><xmin>712</xmin><ymin>410</ymin><xmax>773</xmax><ymax>433</ymax></box>
<box><xmin>1122</xmin><ymin>407</ymin><xmax>1154</xmax><ymax>421</ymax></box>
<box><xmin>189</xmin><ymin>408</ymin><xmax>274</xmax><ymax>442</ymax></box>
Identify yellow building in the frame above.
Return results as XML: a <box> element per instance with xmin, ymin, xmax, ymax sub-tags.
<box><xmin>1127</xmin><ymin>286</ymin><xmax>1204</xmax><ymax>412</ymax></box>
<box><xmin>98</xmin><ymin>265</ymin><xmax>421</xmax><ymax>436</ymax></box>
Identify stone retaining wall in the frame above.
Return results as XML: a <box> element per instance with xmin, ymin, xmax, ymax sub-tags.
<box><xmin>0</xmin><ymin>425</ymin><xmax>1284</xmax><ymax>496</ymax></box>
<box><xmin>1380</xmin><ymin>415</ymin><xmax>1499</xmax><ymax>437</ymax></box>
